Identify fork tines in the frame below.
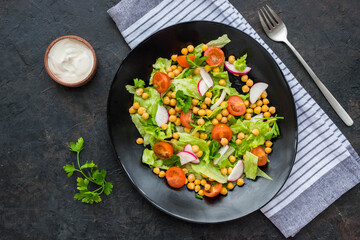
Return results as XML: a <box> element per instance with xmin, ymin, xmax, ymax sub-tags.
<box><xmin>258</xmin><ymin>5</ymin><xmax>283</xmax><ymax>31</ymax></box>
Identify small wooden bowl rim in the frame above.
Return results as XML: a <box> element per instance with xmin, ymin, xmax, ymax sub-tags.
<box><xmin>44</xmin><ymin>35</ymin><xmax>97</xmax><ymax>87</ymax></box>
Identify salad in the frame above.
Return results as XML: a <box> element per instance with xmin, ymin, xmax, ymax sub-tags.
<box><xmin>126</xmin><ymin>34</ymin><xmax>282</xmax><ymax>199</ymax></box>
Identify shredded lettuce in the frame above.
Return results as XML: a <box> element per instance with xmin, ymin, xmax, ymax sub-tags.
<box><xmin>191</xmin><ymin>162</ymin><xmax>228</xmax><ymax>183</ymax></box>
<box><xmin>234</xmin><ymin>53</ymin><xmax>247</xmax><ymax>72</ymax></box>
<box><xmin>178</xmin><ymin>132</ymin><xmax>209</xmax><ymax>163</ymax></box>
<box><xmin>142</xmin><ymin>149</ymin><xmax>157</xmax><ymax>166</ymax></box>
<box><xmin>243</xmin><ymin>151</ymin><xmax>272</xmax><ymax>180</ymax></box>
<box><xmin>206</xmin><ymin>34</ymin><xmax>231</xmax><ymax>48</ymax></box>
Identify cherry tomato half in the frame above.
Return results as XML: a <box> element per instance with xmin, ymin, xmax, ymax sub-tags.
<box><xmin>153</xmin><ymin>72</ymin><xmax>170</xmax><ymax>93</ymax></box>
<box><xmin>180</xmin><ymin>110</ymin><xmax>194</xmax><ymax>129</ymax></box>
<box><xmin>251</xmin><ymin>146</ymin><xmax>268</xmax><ymax>166</ymax></box>
<box><xmin>153</xmin><ymin>142</ymin><xmax>174</xmax><ymax>160</ymax></box>
<box><xmin>177</xmin><ymin>55</ymin><xmax>195</xmax><ymax>68</ymax></box>
<box><xmin>165</xmin><ymin>167</ymin><xmax>186</xmax><ymax>188</ymax></box>
<box><xmin>204</xmin><ymin>47</ymin><xmax>225</xmax><ymax>66</ymax></box>
<box><xmin>204</xmin><ymin>182</ymin><xmax>223</xmax><ymax>197</ymax></box>
<box><xmin>227</xmin><ymin>95</ymin><xmax>246</xmax><ymax>116</ymax></box>
<box><xmin>211</xmin><ymin>124</ymin><xmax>233</xmax><ymax>142</ymax></box>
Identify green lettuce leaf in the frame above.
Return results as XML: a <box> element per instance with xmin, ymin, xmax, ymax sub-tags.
<box><xmin>176</xmin><ymin>90</ymin><xmax>192</xmax><ymax>113</ymax></box>
<box><xmin>206</xmin><ymin>34</ymin><xmax>231</xmax><ymax>48</ymax></box>
<box><xmin>191</xmin><ymin>162</ymin><xmax>228</xmax><ymax>183</ymax></box>
<box><xmin>178</xmin><ymin>132</ymin><xmax>209</xmax><ymax>163</ymax></box>
<box><xmin>142</xmin><ymin>149</ymin><xmax>157</xmax><ymax>166</ymax></box>
<box><xmin>234</xmin><ymin>53</ymin><xmax>247</xmax><ymax>72</ymax></box>
<box><xmin>243</xmin><ymin>151</ymin><xmax>258</xmax><ymax>180</ymax></box>
<box><xmin>172</xmin><ymin>78</ymin><xmax>202</xmax><ymax>99</ymax></box>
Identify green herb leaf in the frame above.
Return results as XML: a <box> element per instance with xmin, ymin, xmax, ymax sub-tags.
<box><xmin>76</xmin><ymin>177</ymin><xmax>89</xmax><ymax>191</ymax></box>
<box><xmin>209</xmin><ymin>140</ymin><xmax>220</xmax><ymax>160</ymax></box>
<box><xmin>195</xmin><ymin>194</ymin><xmax>203</xmax><ymax>199</ymax></box>
<box><xmin>103</xmin><ymin>182</ymin><xmax>114</xmax><ymax>196</ymax></box>
<box><xmin>63</xmin><ymin>163</ymin><xmax>76</xmax><ymax>177</ymax></box>
<box><xmin>91</xmin><ymin>169</ymin><xmax>107</xmax><ymax>186</ymax></box>
<box><xmin>74</xmin><ymin>191</ymin><xmax>101</xmax><ymax>204</ymax></box>
<box><xmin>176</xmin><ymin>90</ymin><xmax>192</xmax><ymax>113</ymax></box>
<box><xmin>69</xmin><ymin>137</ymin><xmax>84</xmax><ymax>153</ymax></box>
<box><xmin>234</xmin><ymin>53</ymin><xmax>247</xmax><ymax>72</ymax></box>
<box><xmin>162</xmin><ymin>154</ymin><xmax>181</xmax><ymax>167</ymax></box>
<box><xmin>80</xmin><ymin>161</ymin><xmax>98</xmax><ymax>170</ymax></box>
<box><xmin>133</xmin><ymin>78</ymin><xmax>145</xmax><ymax>88</ymax></box>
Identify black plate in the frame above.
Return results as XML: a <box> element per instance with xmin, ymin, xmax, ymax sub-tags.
<box><xmin>107</xmin><ymin>21</ymin><xmax>297</xmax><ymax>223</ymax></box>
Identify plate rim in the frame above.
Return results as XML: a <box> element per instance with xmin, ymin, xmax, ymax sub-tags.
<box><xmin>107</xmin><ymin>20</ymin><xmax>298</xmax><ymax>223</ymax></box>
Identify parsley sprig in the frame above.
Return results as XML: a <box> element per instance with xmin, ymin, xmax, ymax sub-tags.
<box><xmin>63</xmin><ymin>137</ymin><xmax>113</xmax><ymax>204</ymax></box>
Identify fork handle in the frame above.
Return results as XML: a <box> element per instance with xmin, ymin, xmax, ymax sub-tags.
<box><xmin>283</xmin><ymin>39</ymin><xmax>353</xmax><ymax>126</ymax></box>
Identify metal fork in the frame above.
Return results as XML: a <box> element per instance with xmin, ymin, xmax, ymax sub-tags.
<box><xmin>258</xmin><ymin>5</ymin><xmax>353</xmax><ymax>126</ymax></box>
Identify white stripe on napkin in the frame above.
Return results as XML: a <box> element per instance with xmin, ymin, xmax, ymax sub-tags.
<box><xmin>108</xmin><ymin>0</ymin><xmax>360</xmax><ymax>237</ymax></box>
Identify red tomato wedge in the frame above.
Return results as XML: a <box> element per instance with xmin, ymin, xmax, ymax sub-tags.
<box><xmin>251</xmin><ymin>146</ymin><xmax>268</xmax><ymax>166</ymax></box>
<box><xmin>177</xmin><ymin>55</ymin><xmax>195</xmax><ymax>68</ymax></box>
<box><xmin>153</xmin><ymin>72</ymin><xmax>170</xmax><ymax>93</ymax></box>
<box><xmin>165</xmin><ymin>167</ymin><xmax>186</xmax><ymax>188</ymax></box>
<box><xmin>180</xmin><ymin>110</ymin><xmax>194</xmax><ymax>129</ymax></box>
<box><xmin>153</xmin><ymin>142</ymin><xmax>174</xmax><ymax>160</ymax></box>
<box><xmin>204</xmin><ymin>47</ymin><xmax>225</xmax><ymax>66</ymax></box>
<box><xmin>227</xmin><ymin>95</ymin><xmax>246</xmax><ymax>116</ymax></box>
<box><xmin>211</xmin><ymin>124</ymin><xmax>233</xmax><ymax>142</ymax></box>
<box><xmin>204</xmin><ymin>182</ymin><xmax>223</xmax><ymax>197</ymax></box>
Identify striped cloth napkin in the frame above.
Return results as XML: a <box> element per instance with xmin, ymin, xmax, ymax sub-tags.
<box><xmin>108</xmin><ymin>0</ymin><xmax>360</xmax><ymax>237</ymax></box>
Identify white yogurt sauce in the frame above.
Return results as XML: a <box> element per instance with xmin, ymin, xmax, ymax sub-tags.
<box><xmin>47</xmin><ymin>38</ymin><xmax>94</xmax><ymax>83</ymax></box>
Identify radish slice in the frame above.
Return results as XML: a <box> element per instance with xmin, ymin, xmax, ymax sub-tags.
<box><xmin>197</xmin><ymin>79</ymin><xmax>209</xmax><ymax>97</ymax></box>
<box><xmin>213</xmin><ymin>145</ymin><xmax>229</xmax><ymax>165</ymax></box>
<box><xmin>227</xmin><ymin>160</ymin><xmax>244</xmax><ymax>182</ymax></box>
<box><xmin>184</xmin><ymin>144</ymin><xmax>200</xmax><ymax>164</ymax></box>
<box><xmin>210</xmin><ymin>90</ymin><xmax>226</xmax><ymax>110</ymax></box>
<box><xmin>224</xmin><ymin>61</ymin><xmax>252</xmax><ymax>75</ymax></box>
<box><xmin>250</xmin><ymin>113</ymin><xmax>264</xmax><ymax>122</ymax></box>
<box><xmin>200</xmin><ymin>68</ymin><xmax>214</xmax><ymax>88</ymax></box>
<box><xmin>177</xmin><ymin>151</ymin><xmax>198</xmax><ymax>165</ymax></box>
<box><xmin>155</xmin><ymin>105</ymin><xmax>169</xmax><ymax>127</ymax></box>
<box><xmin>249</xmin><ymin>82</ymin><xmax>268</xmax><ymax>104</ymax></box>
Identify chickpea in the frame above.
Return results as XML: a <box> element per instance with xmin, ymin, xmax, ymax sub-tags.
<box><xmin>237</xmin><ymin>132</ymin><xmax>245</xmax><ymax>139</ymax></box>
<box><xmin>181</xmin><ymin>48</ymin><xmax>188</xmax><ymax>55</ymax></box>
<box><xmin>169</xmin><ymin>108</ymin><xmax>176</xmax><ymax>115</ymax></box>
<box><xmin>171</xmin><ymin>54</ymin><xmax>178</xmax><ymax>61</ymax></box>
<box><xmin>244</xmin><ymin>100</ymin><xmax>249</xmax><ymax>107</ymax></box>
<box><xmin>212</xmin><ymin>118</ymin><xmax>219</xmax><ymax>125</ymax></box>
<box><xmin>242</xmin><ymin>85</ymin><xmax>250</xmax><ymax>93</ymax></box>
<box><xmin>129</xmin><ymin>107</ymin><xmax>136</xmax><ymax>114</ymax></box>
<box><xmin>137</xmin><ymin>107</ymin><xmax>146</xmax><ymax>115</ymax></box>
<box><xmin>256</xmin><ymin>100</ymin><xmax>263</xmax><ymax>106</ymax></box>
<box><xmin>269</xmin><ymin>106</ymin><xmax>276</xmax><ymax>114</ymax></box>
<box><xmin>244</xmin><ymin>134</ymin><xmax>249</xmax><ymax>138</ymax></box>
<box><xmin>200</xmin><ymin>103</ymin><xmax>207</xmax><ymax>109</ymax></box>
<box><xmin>184</xmin><ymin>127</ymin><xmax>191</xmax><ymax>133</ymax></box>
<box><xmin>170</xmin><ymin>138</ymin><xmax>177</xmax><ymax>143</ymax></box>
<box><xmin>261</xmin><ymin>91</ymin><xmax>268</xmax><ymax>98</ymax></box>
<box><xmin>196</xmin><ymin>150</ymin><xmax>203</xmax><ymax>158</ymax></box>
<box><xmin>163</xmin><ymin>96</ymin><xmax>170</xmax><ymax>105</ymax></box>
<box><xmin>159</xmin><ymin>171</ymin><xmax>166</xmax><ymax>178</ymax></box>
<box><xmin>204</xmin><ymin>97</ymin><xmax>212</xmax><ymax>105</ymax></box>
<box><xmin>191</xmin><ymin>107</ymin><xmax>199</xmax><ymax>115</ymax></box>
<box><xmin>194</xmin><ymin>185</ymin><xmax>201</xmax><ymax>192</ymax></box>
<box><xmin>182</xmin><ymin>168</ymin><xmax>188</xmax><ymax>174</ymax></box>
<box><xmin>228</xmin><ymin>55</ymin><xmax>235</xmax><ymax>64</ymax></box>
<box><xmin>168</xmin><ymin>72</ymin><xmax>175</xmax><ymax>78</ymax></box>
<box><xmin>166</xmin><ymin>66</ymin><xmax>173</xmax><ymax>73</ymax></box>
<box><xmin>262</xmin><ymin>105</ymin><xmax>269</xmax><ymax>112</ymax></box>
<box><xmin>188</xmin><ymin>174</ymin><xmax>195</xmax><ymax>182</ymax></box>
<box><xmin>206</xmin><ymin>109</ymin><xmax>213</xmax><ymax>116</ymax></box>
<box><xmin>169</xmin><ymin>115</ymin><xmax>177</xmax><ymax>122</ymax></box>
<box><xmin>202</xmin><ymin>173</ymin><xmax>208</xmax><ymax>178</ymax></box>
<box><xmin>171</xmin><ymin>91</ymin><xmax>177</xmax><ymax>99</ymax></box>
<box><xmin>263</xmin><ymin>98</ymin><xmax>270</xmax><ymax>105</ymax></box>
<box><xmin>265</xmin><ymin>140</ymin><xmax>273</xmax><ymax>148</ymax></box>
<box><xmin>153</xmin><ymin>167</ymin><xmax>160</xmax><ymax>175</ymax></box>
<box><xmin>220</xmin><ymin>138</ymin><xmax>228</xmax><ymax>146</ymax></box>
<box><xmin>235</xmin><ymin>139</ymin><xmax>242</xmax><ymax>145</ymax></box>
<box><xmin>161</xmin><ymin>123</ymin><xmax>168</xmax><ymax>130</ymax></box>
<box><xmin>208</xmin><ymin>178</ymin><xmax>214</xmax><ymax>182</ymax></box>
<box><xmin>252</xmin><ymin>129</ymin><xmax>260</xmax><ymax>136</ymax></box>
<box><xmin>237</xmin><ymin>178</ymin><xmax>245</xmax><ymax>186</ymax></box>
<box><xmin>175</xmin><ymin>118</ymin><xmax>181</xmax><ymax>126</ymax></box>
<box><xmin>229</xmin><ymin>155</ymin><xmax>236</xmax><ymax>163</ymax></box>
<box><xmin>197</xmin><ymin>118</ymin><xmax>205</xmax><ymax>125</ymax></box>
<box><xmin>246</xmin><ymin>79</ymin><xmax>254</xmax><ymax>87</ymax></box>
<box><xmin>194</xmin><ymin>132</ymin><xmax>200</xmax><ymax>138</ymax></box>
<box><xmin>221</xmin><ymin>109</ymin><xmax>229</xmax><ymax>116</ymax></box>
<box><xmin>219</xmin><ymin>79</ymin><xmax>226</xmax><ymax>86</ymax></box>
<box><xmin>198</xmin><ymin>109</ymin><xmax>206</xmax><ymax>116</ymax></box>
<box><xmin>207</xmin><ymin>140</ymin><xmax>211</xmax><ymax>146</ymax></box>
<box><xmin>166</xmin><ymin>91</ymin><xmax>173</xmax><ymax>97</ymax></box>
<box><xmin>227</xmin><ymin>182</ymin><xmax>234</xmax><ymax>190</ymax></box>
<box><xmin>193</xmin><ymin>68</ymin><xmax>201</xmax><ymax>75</ymax></box>
<box><xmin>192</xmin><ymin>145</ymin><xmax>200</xmax><ymax>153</ymax></box>
<box><xmin>250</xmin><ymin>103</ymin><xmax>257</xmax><ymax>109</ymax></box>
<box><xmin>221</xmin><ymin>117</ymin><xmax>228</xmax><ymax>123</ymax></box>
<box><xmin>142</xmin><ymin>112</ymin><xmax>149</xmax><ymax>120</ymax></box>
<box><xmin>198</xmin><ymin>189</ymin><xmax>204</xmax><ymax>196</ymax></box>
<box><xmin>133</xmin><ymin>102</ymin><xmax>140</xmax><ymax>109</ymax></box>
<box><xmin>246</xmin><ymin>108</ymin><xmax>253</xmax><ymax>114</ymax></box>
<box><xmin>187</xmin><ymin>182</ymin><xmax>195</xmax><ymax>190</ymax></box>
<box><xmin>265</xmin><ymin>147</ymin><xmax>272</xmax><ymax>154</ymax></box>
<box><xmin>185</xmin><ymin>179</ymin><xmax>188</xmax><ymax>184</ymax></box>
<box><xmin>205</xmin><ymin>91</ymin><xmax>212</xmax><ymax>98</ymax></box>
<box><xmin>202</xmin><ymin>44</ymin><xmax>208</xmax><ymax>51</ymax></box>
<box><xmin>254</xmin><ymin>106</ymin><xmax>262</xmax><ymax>115</ymax></box>
<box><xmin>212</xmin><ymin>67</ymin><xmax>220</xmax><ymax>72</ymax></box>
<box><xmin>227</xmin><ymin>114</ymin><xmax>233</xmax><ymax>120</ymax></box>
<box><xmin>192</xmin><ymin>98</ymin><xmax>199</xmax><ymax>106</ymax></box>
<box><xmin>136</xmin><ymin>88</ymin><xmax>144</xmax><ymax>96</ymax></box>
<box><xmin>241</xmin><ymin>75</ymin><xmax>248</xmax><ymax>82</ymax></box>
<box><xmin>204</xmin><ymin>65</ymin><xmax>211</xmax><ymax>72</ymax></box>
<box><xmin>173</xmin><ymin>69</ymin><xmax>180</xmax><ymax>76</ymax></box>
<box><xmin>173</xmin><ymin>132</ymin><xmax>180</xmax><ymax>139</ymax></box>
<box><xmin>194</xmin><ymin>179</ymin><xmax>201</xmax><ymax>185</ymax></box>
<box><xmin>214</xmin><ymin>98</ymin><xmax>219</xmax><ymax>103</ymax></box>
<box><xmin>187</xmin><ymin>45</ymin><xmax>194</xmax><ymax>52</ymax></box>
<box><xmin>221</xmin><ymin>168</ymin><xmax>228</xmax><ymax>176</ymax></box>
<box><xmin>228</xmin><ymin>167</ymin><xmax>233</xmax><ymax>175</ymax></box>
<box><xmin>200</xmin><ymin>179</ymin><xmax>207</xmax><ymax>186</ymax></box>
<box><xmin>220</xmin><ymin>187</ymin><xmax>228</xmax><ymax>195</ymax></box>
<box><xmin>244</xmin><ymin>113</ymin><xmax>252</xmax><ymax>120</ymax></box>
<box><xmin>264</xmin><ymin>112</ymin><xmax>271</xmax><ymax>118</ymax></box>
<box><xmin>175</xmin><ymin>106</ymin><xmax>182</xmax><ymax>112</ymax></box>
<box><xmin>170</xmin><ymin>98</ymin><xmax>177</xmax><ymax>106</ymax></box>
<box><xmin>136</xmin><ymin>138</ymin><xmax>144</xmax><ymax>144</ymax></box>
<box><xmin>200</xmin><ymin>133</ymin><xmax>207</xmax><ymax>140</ymax></box>
<box><xmin>204</xmin><ymin>184</ymin><xmax>211</xmax><ymax>191</ymax></box>
<box><xmin>177</xmin><ymin>66</ymin><xmax>183</xmax><ymax>72</ymax></box>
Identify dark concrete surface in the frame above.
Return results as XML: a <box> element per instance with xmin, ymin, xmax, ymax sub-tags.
<box><xmin>0</xmin><ymin>0</ymin><xmax>359</xmax><ymax>239</ymax></box>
